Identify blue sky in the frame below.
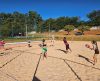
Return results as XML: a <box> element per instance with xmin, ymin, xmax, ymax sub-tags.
<box><xmin>0</xmin><ymin>0</ymin><xmax>100</xmax><ymax>20</ymax></box>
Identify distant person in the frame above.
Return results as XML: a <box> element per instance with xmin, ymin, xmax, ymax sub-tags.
<box><xmin>50</xmin><ymin>35</ymin><xmax>55</xmax><ymax>46</ymax></box>
<box><xmin>0</xmin><ymin>40</ymin><xmax>12</xmax><ymax>52</ymax></box>
<box><xmin>41</xmin><ymin>39</ymin><xmax>47</xmax><ymax>59</ymax></box>
<box><xmin>63</xmin><ymin>37</ymin><xmax>72</xmax><ymax>53</ymax></box>
<box><xmin>0</xmin><ymin>40</ymin><xmax>5</xmax><ymax>49</ymax></box>
<box><xmin>27</xmin><ymin>40</ymin><xmax>32</xmax><ymax>47</ymax></box>
<box><xmin>91</xmin><ymin>40</ymin><xmax>99</xmax><ymax>65</ymax></box>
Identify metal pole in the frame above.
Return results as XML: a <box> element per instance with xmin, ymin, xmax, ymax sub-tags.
<box><xmin>49</xmin><ymin>23</ymin><xmax>50</xmax><ymax>39</ymax></box>
<box><xmin>12</xmin><ymin>18</ymin><xmax>14</xmax><ymax>37</ymax></box>
<box><xmin>34</xmin><ymin>18</ymin><xmax>37</xmax><ymax>32</ymax></box>
<box><xmin>25</xmin><ymin>15</ymin><xmax>28</xmax><ymax>39</ymax></box>
<box><xmin>0</xmin><ymin>18</ymin><xmax>2</xmax><ymax>37</ymax></box>
<box><xmin>26</xmin><ymin>24</ymin><xmax>27</xmax><ymax>38</ymax></box>
<box><xmin>12</xmin><ymin>24</ymin><xmax>13</xmax><ymax>37</ymax></box>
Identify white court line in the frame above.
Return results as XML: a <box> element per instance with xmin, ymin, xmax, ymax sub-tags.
<box><xmin>5</xmin><ymin>41</ymin><xmax>41</xmax><ymax>45</ymax></box>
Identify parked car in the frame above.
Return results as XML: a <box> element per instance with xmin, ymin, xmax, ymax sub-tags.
<box><xmin>75</xmin><ymin>32</ymin><xmax>83</xmax><ymax>35</ymax></box>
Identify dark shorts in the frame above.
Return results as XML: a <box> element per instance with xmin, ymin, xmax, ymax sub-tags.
<box><xmin>66</xmin><ymin>44</ymin><xmax>69</xmax><ymax>50</ymax></box>
<box><xmin>95</xmin><ymin>49</ymin><xmax>99</xmax><ymax>54</ymax></box>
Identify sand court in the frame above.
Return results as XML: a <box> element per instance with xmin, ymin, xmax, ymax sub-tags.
<box><xmin>0</xmin><ymin>41</ymin><xmax>100</xmax><ymax>81</ymax></box>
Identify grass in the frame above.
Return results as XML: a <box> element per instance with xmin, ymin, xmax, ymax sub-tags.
<box><xmin>0</xmin><ymin>30</ymin><xmax>100</xmax><ymax>42</ymax></box>
<box><xmin>55</xmin><ymin>35</ymin><xmax>100</xmax><ymax>41</ymax></box>
<box><xmin>0</xmin><ymin>35</ymin><xmax>100</xmax><ymax>43</ymax></box>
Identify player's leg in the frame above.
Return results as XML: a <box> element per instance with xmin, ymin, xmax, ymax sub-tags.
<box><xmin>66</xmin><ymin>45</ymin><xmax>68</xmax><ymax>53</ymax></box>
<box><xmin>69</xmin><ymin>47</ymin><xmax>72</xmax><ymax>52</ymax></box>
<box><xmin>44</xmin><ymin>52</ymin><xmax>47</xmax><ymax>58</ymax></box>
<box><xmin>93</xmin><ymin>54</ymin><xmax>96</xmax><ymax>65</ymax></box>
<box><xmin>95</xmin><ymin>54</ymin><xmax>97</xmax><ymax>63</ymax></box>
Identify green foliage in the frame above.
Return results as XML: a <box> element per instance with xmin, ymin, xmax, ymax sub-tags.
<box><xmin>64</xmin><ymin>25</ymin><xmax>74</xmax><ymax>35</ymax></box>
<box><xmin>42</xmin><ymin>16</ymin><xmax>79</xmax><ymax>32</ymax></box>
<box><xmin>87</xmin><ymin>10</ymin><xmax>100</xmax><ymax>26</ymax></box>
<box><xmin>0</xmin><ymin>10</ymin><xmax>99</xmax><ymax>37</ymax></box>
<box><xmin>78</xmin><ymin>25</ymin><xmax>90</xmax><ymax>35</ymax></box>
<box><xmin>64</xmin><ymin>25</ymin><xmax>74</xmax><ymax>31</ymax></box>
<box><xmin>0</xmin><ymin>11</ymin><xmax>43</xmax><ymax>37</ymax></box>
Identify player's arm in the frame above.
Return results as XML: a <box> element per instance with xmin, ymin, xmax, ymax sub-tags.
<box><xmin>91</xmin><ymin>44</ymin><xmax>95</xmax><ymax>50</ymax></box>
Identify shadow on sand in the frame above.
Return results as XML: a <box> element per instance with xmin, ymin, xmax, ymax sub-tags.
<box><xmin>32</xmin><ymin>55</ymin><xmax>42</xmax><ymax>81</ymax></box>
<box><xmin>32</xmin><ymin>76</ymin><xmax>41</xmax><ymax>81</ymax></box>
<box><xmin>57</xmin><ymin>49</ymin><xmax>67</xmax><ymax>54</ymax></box>
<box><xmin>64</xmin><ymin>60</ymin><xmax>82</xmax><ymax>81</ymax></box>
<box><xmin>78</xmin><ymin>54</ymin><xmax>94</xmax><ymax>65</ymax></box>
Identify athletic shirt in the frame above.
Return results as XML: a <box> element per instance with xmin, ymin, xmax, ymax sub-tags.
<box><xmin>93</xmin><ymin>43</ymin><xmax>99</xmax><ymax>54</ymax></box>
<box><xmin>0</xmin><ymin>41</ymin><xmax>5</xmax><ymax>46</ymax></box>
<box><xmin>42</xmin><ymin>41</ymin><xmax>47</xmax><ymax>47</ymax></box>
<box><xmin>93</xmin><ymin>44</ymin><xmax>98</xmax><ymax>50</ymax></box>
<box><xmin>63</xmin><ymin>39</ymin><xmax>68</xmax><ymax>45</ymax></box>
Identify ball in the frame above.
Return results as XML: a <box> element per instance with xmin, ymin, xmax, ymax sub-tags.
<box><xmin>85</xmin><ymin>44</ymin><xmax>90</xmax><ymax>48</ymax></box>
<box><xmin>39</xmin><ymin>44</ymin><xmax>42</xmax><ymax>47</ymax></box>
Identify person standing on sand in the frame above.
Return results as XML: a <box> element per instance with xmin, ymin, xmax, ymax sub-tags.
<box><xmin>0</xmin><ymin>40</ymin><xmax>5</xmax><ymax>49</ymax></box>
<box><xmin>0</xmin><ymin>40</ymin><xmax>12</xmax><ymax>52</ymax></box>
<box><xmin>91</xmin><ymin>40</ymin><xmax>99</xmax><ymax>65</ymax></box>
<box><xmin>50</xmin><ymin>35</ymin><xmax>55</xmax><ymax>46</ymax></box>
<box><xmin>63</xmin><ymin>37</ymin><xmax>72</xmax><ymax>53</ymax></box>
<box><xmin>41</xmin><ymin>39</ymin><xmax>47</xmax><ymax>59</ymax></box>
<box><xmin>27</xmin><ymin>40</ymin><xmax>32</xmax><ymax>47</ymax></box>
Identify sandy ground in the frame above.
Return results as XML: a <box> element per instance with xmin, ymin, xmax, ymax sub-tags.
<box><xmin>0</xmin><ymin>41</ymin><xmax>100</xmax><ymax>81</ymax></box>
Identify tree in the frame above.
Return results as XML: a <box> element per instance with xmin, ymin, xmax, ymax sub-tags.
<box><xmin>0</xmin><ymin>11</ymin><xmax>43</xmax><ymax>37</ymax></box>
<box><xmin>0</xmin><ymin>24</ymin><xmax>11</xmax><ymax>37</ymax></box>
<box><xmin>64</xmin><ymin>25</ymin><xmax>74</xmax><ymax>35</ymax></box>
<box><xmin>78</xmin><ymin>25</ymin><xmax>90</xmax><ymax>35</ymax></box>
<box><xmin>42</xmin><ymin>18</ymin><xmax>56</xmax><ymax>32</ymax></box>
<box><xmin>28</xmin><ymin>11</ymin><xmax>43</xmax><ymax>32</ymax></box>
<box><xmin>87</xmin><ymin>10</ymin><xmax>100</xmax><ymax>26</ymax></box>
<box><xmin>69</xmin><ymin>17</ymin><xmax>79</xmax><ymax>26</ymax></box>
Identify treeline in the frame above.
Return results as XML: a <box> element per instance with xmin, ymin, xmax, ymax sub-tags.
<box><xmin>0</xmin><ymin>10</ymin><xmax>100</xmax><ymax>37</ymax></box>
